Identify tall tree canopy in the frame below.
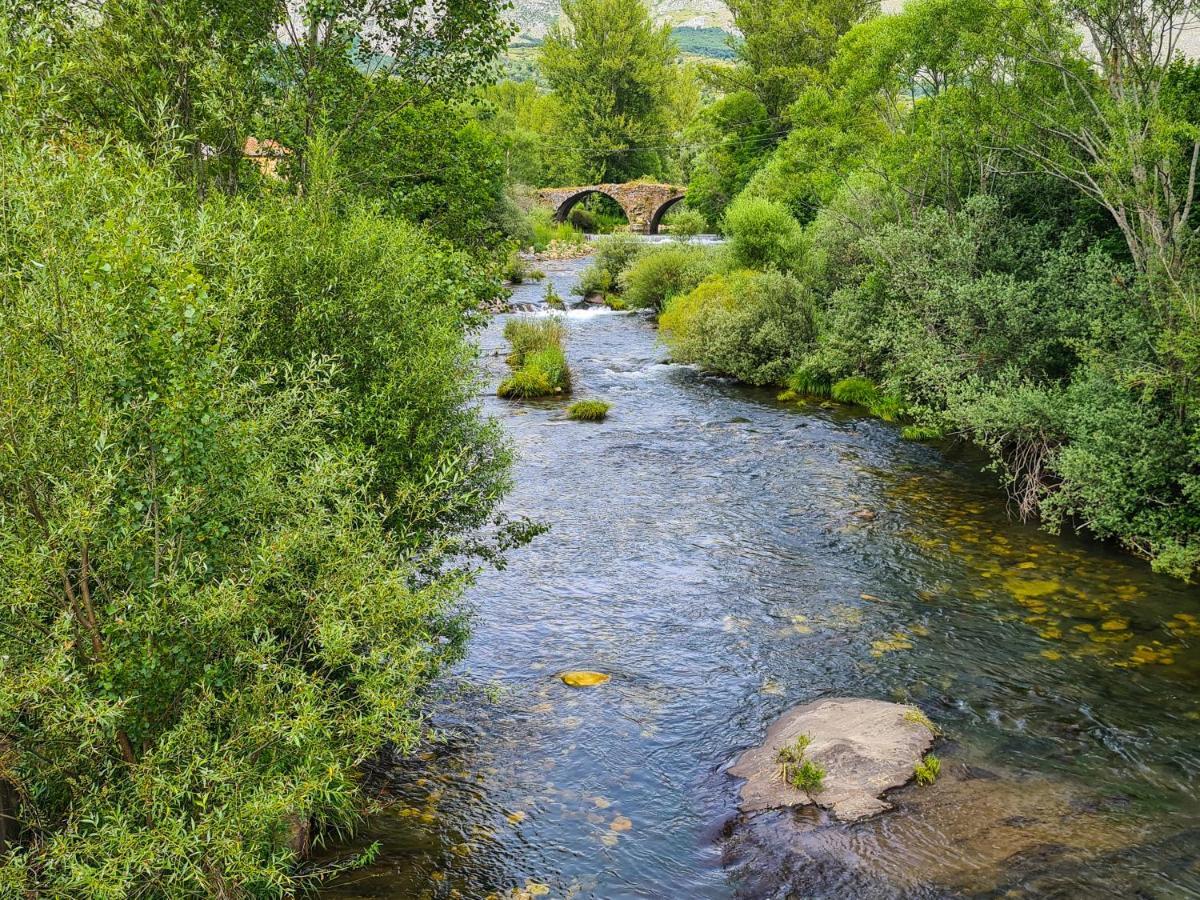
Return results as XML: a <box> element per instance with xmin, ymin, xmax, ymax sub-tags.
<box><xmin>538</xmin><ymin>0</ymin><xmax>677</xmax><ymax>183</ymax></box>
<box><xmin>723</xmin><ymin>0</ymin><xmax>880</xmax><ymax>119</ymax></box>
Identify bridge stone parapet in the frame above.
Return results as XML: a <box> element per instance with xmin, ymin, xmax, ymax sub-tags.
<box><xmin>537</xmin><ymin>182</ymin><xmax>686</xmax><ymax>235</ymax></box>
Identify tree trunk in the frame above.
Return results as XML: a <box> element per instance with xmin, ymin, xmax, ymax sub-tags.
<box><xmin>0</xmin><ymin>778</ymin><xmax>17</xmax><ymax>856</ymax></box>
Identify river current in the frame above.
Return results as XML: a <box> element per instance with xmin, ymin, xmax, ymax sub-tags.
<box><xmin>324</xmin><ymin>249</ymin><xmax>1200</xmax><ymax>899</ymax></box>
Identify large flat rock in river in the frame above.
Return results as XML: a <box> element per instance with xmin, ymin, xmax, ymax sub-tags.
<box><xmin>730</xmin><ymin>698</ymin><xmax>935</xmax><ymax>821</ymax></box>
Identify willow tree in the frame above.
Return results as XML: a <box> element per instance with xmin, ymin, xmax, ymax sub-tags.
<box><xmin>538</xmin><ymin>0</ymin><xmax>677</xmax><ymax>183</ymax></box>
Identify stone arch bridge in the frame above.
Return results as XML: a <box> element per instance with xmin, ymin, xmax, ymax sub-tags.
<box><xmin>537</xmin><ymin>182</ymin><xmax>686</xmax><ymax>235</ymax></box>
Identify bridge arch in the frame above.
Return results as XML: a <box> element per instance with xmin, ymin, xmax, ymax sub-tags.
<box><xmin>551</xmin><ymin>189</ymin><xmax>631</xmax><ymax>230</ymax></box>
<box><xmin>647</xmin><ymin>194</ymin><xmax>687</xmax><ymax>236</ymax></box>
<box><xmin>537</xmin><ymin>182</ymin><xmax>687</xmax><ymax>235</ymax></box>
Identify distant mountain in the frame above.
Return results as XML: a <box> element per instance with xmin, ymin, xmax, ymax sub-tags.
<box><xmin>507</xmin><ymin>0</ymin><xmax>736</xmax><ymax>41</ymax></box>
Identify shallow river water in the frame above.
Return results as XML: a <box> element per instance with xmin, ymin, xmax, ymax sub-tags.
<box><xmin>324</xmin><ymin>251</ymin><xmax>1200</xmax><ymax>899</ymax></box>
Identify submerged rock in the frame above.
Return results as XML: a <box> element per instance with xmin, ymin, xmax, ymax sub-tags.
<box><xmin>729</xmin><ymin>698</ymin><xmax>935</xmax><ymax>821</ymax></box>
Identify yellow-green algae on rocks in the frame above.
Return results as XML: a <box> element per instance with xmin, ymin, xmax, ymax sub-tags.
<box><xmin>560</xmin><ymin>671</ymin><xmax>610</xmax><ymax>687</ymax></box>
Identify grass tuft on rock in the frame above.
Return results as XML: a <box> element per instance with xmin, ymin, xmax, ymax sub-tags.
<box><xmin>902</xmin><ymin>707</ymin><xmax>940</xmax><ymax>735</ymax></box>
<box><xmin>499</xmin><ymin>316</ymin><xmax>571</xmax><ymax>399</ymax></box>
<box><xmin>914</xmin><ymin>753</ymin><xmax>941</xmax><ymax>786</ymax></box>
<box><xmin>567</xmin><ymin>399</ymin><xmax>611</xmax><ymax>421</ymax></box>
<box><xmin>776</xmin><ymin>734</ymin><xmax>826</xmax><ymax>793</ymax></box>
<box><xmin>503</xmin><ymin>317</ymin><xmax>567</xmax><ymax>368</ymax></box>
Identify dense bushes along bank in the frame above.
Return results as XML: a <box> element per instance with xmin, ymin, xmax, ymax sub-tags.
<box><xmin>568</xmin><ymin>0</ymin><xmax>1200</xmax><ymax>582</ymax></box>
<box><xmin>0</xmin><ymin>15</ymin><xmax>528</xmax><ymax>894</ymax></box>
<box><xmin>592</xmin><ymin>183</ymin><xmax>1200</xmax><ymax>579</ymax></box>
<box><xmin>588</xmin><ymin>71</ymin><xmax>1200</xmax><ymax>583</ymax></box>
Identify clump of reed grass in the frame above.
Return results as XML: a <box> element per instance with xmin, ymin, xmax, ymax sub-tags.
<box><xmin>914</xmin><ymin>753</ymin><xmax>941</xmax><ymax>786</ymax></box>
<box><xmin>567</xmin><ymin>399</ymin><xmax>610</xmax><ymax>421</ymax></box>
<box><xmin>503</xmin><ymin>316</ymin><xmax>567</xmax><ymax>368</ymax></box>
<box><xmin>498</xmin><ymin>316</ymin><xmax>571</xmax><ymax>399</ymax></box>
<box><xmin>831</xmin><ymin>375</ymin><xmax>879</xmax><ymax>407</ymax></box>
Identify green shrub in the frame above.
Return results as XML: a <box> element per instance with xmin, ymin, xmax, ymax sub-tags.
<box><xmin>567</xmin><ymin>399</ymin><xmax>611</xmax><ymax>421</ymax></box>
<box><xmin>831</xmin><ymin>376</ymin><xmax>880</xmax><ymax>407</ymax></box>
<box><xmin>776</xmin><ymin>734</ymin><xmax>826</xmax><ymax>793</ymax></box>
<box><xmin>723</xmin><ymin>194</ymin><xmax>804</xmax><ymax>272</ymax></box>
<box><xmin>577</xmin><ymin>265</ymin><xmax>614</xmax><ymax>297</ymax></box>
<box><xmin>660</xmin><ymin>270</ymin><xmax>819</xmax><ymax>385</ymax></box>
<box><xmin>793</xmin><ymin>760</ymin><xmax>827</xmax><ymax>793</ymax></box>
<box><xmin>619</xmin><ymin>245</ymin><xmax>719</xmax><ymax>310</ymax></box>
<box><xmin>576</xmin><ymin>233</ymin><xmax>645</xmax><ymax>297</ymax></box>
<box><xmin>503</xmin><ymin>248</ymin><xmax>531</xmax><ymax>283</ymax></box>
<box><xmin>0</xmin><ymin>119</ymin><xmax>504</xmax><ymax>894</ymax></box>
<box><xmin>544</xmin><ymin>282</ymin><xmax>566</xmax><ymax>309</ymax></box>
<box><xmin>665</xmin><ymin>206</ymin><xmax>707</xmax><ymax>239</ymax></box>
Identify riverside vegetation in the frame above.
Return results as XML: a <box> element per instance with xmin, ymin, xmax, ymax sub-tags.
<box><xmin>498</xmin><ymin>318</ymin><xmax>573</xmax><ymax>399</ymax></box>
<box><xmin>0</xmin><ymin>1</ymin><xmax>541</xmax><ymax>894</ymax></box>
<box><xmin>570</xmin><ymin>0</ymin><xmax>1200</xmax><ymax>583</ymax></box>
<box><xmin>4</xmin><ymin>0</ymin><xmax>1200</xmax><ymax>895</ymax></box>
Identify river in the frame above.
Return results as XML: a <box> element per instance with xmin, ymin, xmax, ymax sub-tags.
<box><xmin>323</xmin><ymin>247</ymin><xmax>1200</xmax><ymax>899</ymax></box>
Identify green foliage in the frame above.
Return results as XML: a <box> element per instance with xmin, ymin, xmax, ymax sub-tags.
<box><xmin>776</xmin><ymin>734</ymin><xmax>826</xmax><ymax>793</ymax></box>
<box><xmin>914</xmin><ymin>754</ymin><xmax>942</xmax><ymax>786</ymax></box>
<box><xmin>660</xmin><ymin>271</ymin><xmax>818</xmax><ymax>385</ymax></box>
<box><xmin>619</xmin><ymin>245</ymin><xmax>720</xmax><ymax>310</ymax></box>
<box><xmin>685</xmin><ymin>91</ymin><xmax>774</xmax><ymax>226</ymax></box>
<box><xmin>334</xmin><ymin>82</ymin><xmax>515</xmax><ymax>249</ymax></box>
<box><xmin>567</xmin><ymin>399</ymin><xmax>612</xmax><ymax>421</ymax></box>
<box><xmin>722</xmin><ymin>0</ymin><xmax>879</xmax><ymax>117</ymax></box>
<box><xmin>499</xmin><ymin>317</ymin><xmax>572</xmax><ymax>399</ymax></box>
<box><xmin>665</xmin><ymin>206</ymin><xmax>707</xmax><ymax>239</ymax></box>
<box><xmin>0</xmin><ymin>19</ymin><xmax>525</xmax><ymax>892</ymax></box>
<box><xmin>539</xmin><ymin>0</ymin><xmax>677</xmax><ymax>182</ymax></box>
<box><xmin>244</xmin><ymin>146</ymin><xmax>511</xmax><ymax>554</ymax></box>
<box><xmin>544</xmin><ymin>282</ymin><xmax>566</xmax><ymax>309</ymax></box>
<box><xmin>474</xmin><ymin>79</ymin><xmax>584</xmax><ymax>187</ymax></box>
<box><xmin>0</xmin><ymin>115</ymin><xmax>505</xmax><ymax>897</ymax></box>
<box><xmin>577</xmin><ymin>233</ymin><xmax>645</xmax><ymax>296</ymax></box>
<box><xmin>723</xmin><ymin>194</ymin><xmax>804</xmax><ymax>272</ymax></box>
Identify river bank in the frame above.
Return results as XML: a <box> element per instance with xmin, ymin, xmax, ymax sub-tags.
<box><xmin>322</xmin><ymin>252</ymin><xmax>1200</xmax><ymax>899</ymax></box>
